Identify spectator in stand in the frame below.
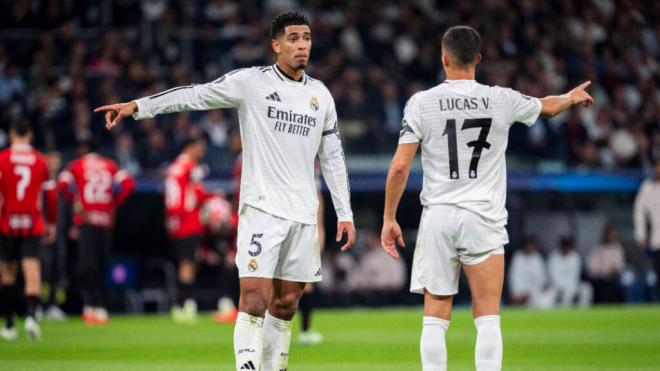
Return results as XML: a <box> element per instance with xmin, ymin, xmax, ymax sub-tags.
<box><xmin>509</xmin><ymin>238</ymin><xmax>556</xmax><ymax>309</ymax></box>
<box><xmin>634</xmin><ymin>161</ymin><xmax>660</xmax><ymax>298</ymax></box>
<box><xmin>547</xmin><ymin>237</ymin><xmax>593</xmax><ymax>307</ymax></box>
<box><xmin>352</xmin><ymin>229</ymin><xmax>407</xmax><ymax>305</ymax></box>
<box><xmin>587</xmin><ymin>224</ymin><xmax>625</xmax><ymax>303</ymax></box>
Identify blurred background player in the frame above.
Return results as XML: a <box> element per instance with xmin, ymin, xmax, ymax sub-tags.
<box><xmin>634</xmin><ymin>160</ymin><xmax>660</xmax><ymax>298</ymax></box>
<box><xmin>0</xmin><ymin>120</ymin><xmax>57</xmax><ymax>341</ymax></box>
<box><xmin>381</xmin><ymin>26</ymin><xmax>593</xmax><ymax>371</ymax></box>
<box><xmin>39</xmin><ymin>150</ymin><xmax>67</xmax><ymax>321</ymax></box>
<box><xmin>57</xmin><ymin>139</ymin><xmax>135</xmax><ymax>325</ymax></box>
<box><xmin>164</xmin><ymin>135</ymin><xmax>211</xmax><ymax>324</ymax></box>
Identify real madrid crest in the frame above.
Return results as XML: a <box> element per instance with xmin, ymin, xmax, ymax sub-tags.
<box><xmin>248</xmin><ymin>258</ymin><xmax>258</xmax><ymax>272</ymax></box>
<box><xmin>310</xmin><ymin>96</ymin><xmax>319</xmax><ymax>111</ymax></box>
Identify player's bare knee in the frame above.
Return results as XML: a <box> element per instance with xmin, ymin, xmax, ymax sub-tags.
<box><xmin>239</xmin><ymin>292</ymin><xmax>268</xmax><ymax>317</ymax></box>
<box><xmin>269</xmin><ymin>292</ymin><xmax>301</xmax><ymax>320</ymax></box>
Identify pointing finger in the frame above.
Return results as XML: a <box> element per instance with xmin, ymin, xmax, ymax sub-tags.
<box><xmin>577</xmin><ymin>81</ymin><xmax>591</xmax><ymax>90</ymax></box>
<box><xmin>94</xmin><ymin>105</ymin><xmax>116</xmax><ymax>113</ymax></box>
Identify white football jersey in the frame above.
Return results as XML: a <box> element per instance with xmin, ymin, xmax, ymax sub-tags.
<box><xmin>133</xmin><ymin>65</ymin><xmax>352</xmax><ymax>225</ymax></box>
<box><xmin>399</xmin><ymin>80</ymin><xmax>541</xmax><ymax>225</ymax></box>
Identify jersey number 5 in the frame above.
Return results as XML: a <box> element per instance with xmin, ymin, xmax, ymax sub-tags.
<box><xmin>442</xmin><ymin>118</ymin><xmax>492</xmax><ymax>179</ymax></box>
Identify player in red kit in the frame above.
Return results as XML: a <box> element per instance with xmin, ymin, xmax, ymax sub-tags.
<box><xmin>165</xmin><ymin>136</ymin><xmax>211</xmax><ymax>323</ymax></box>
<box><xmin>58</xmin><ymin>140</ymin><xmax>135</xmax><ymax>325</ymax></box>
<box><xmin>0</xmin><ymin>121</ymin><xmax>57</xmax><ymax>341</ymax></box>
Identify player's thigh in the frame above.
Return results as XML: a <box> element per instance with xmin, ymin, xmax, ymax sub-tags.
<box><xmin>236</xmin><ymin>206</ymin><xmax>288</xmax><ymax>279</ymax></box>
<box><xmin>423</xmin><ymin>289</ymin><xmax>454</xmax><ymax>320</ymax></box>
<box><xmin>275</xmin><ymin>222</ymin><xmax>321</xmax><ymax>283</ymax></box>
<box><xmin>410</xmin><ymin>206</ymin><xmax>461</xmax><ymax>296</ymax></box>
<box><xmin>462</xmin><ymin>253</ymin><xmax>504</xmax><ymax>317</ymax></box>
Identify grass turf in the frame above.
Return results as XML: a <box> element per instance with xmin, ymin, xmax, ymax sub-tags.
<box><xmin>1</xmin><ymin>305</ymin><xmax>659</xmax><ymax>370</ymax></box>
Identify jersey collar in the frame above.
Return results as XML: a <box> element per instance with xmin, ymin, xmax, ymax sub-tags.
<box><xmin>272</xmin><ymin>64</ymin><xmax>308</xmax><ymax>85</ymax></box>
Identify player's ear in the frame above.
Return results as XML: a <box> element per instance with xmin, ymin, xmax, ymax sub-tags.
<box><xmin>271</xmin><ymin>39</ymin><xmax>281</xmax><ymax>55</ymax></box>
<box><xmin>475</xmin><ymin>53</ymin><xmax>482</xmax><ymax>65</ymax></box>
<box><xmin>441</xmin><ymin>52</ymin><xmax>450</xmax><ymax>68</ymax></box>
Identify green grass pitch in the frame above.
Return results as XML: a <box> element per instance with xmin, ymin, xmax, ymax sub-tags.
<box><xmin>1</xmin><ymin>305</ymin><xmax>659</xmax><ymax>370</ymax></box>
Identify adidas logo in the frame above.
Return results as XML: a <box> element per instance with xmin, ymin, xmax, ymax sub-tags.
<box><xmin>314</xmin><ymin>268</ymin><xmax>322</xmax><ymax>277</ymax></box>
<box><xmin>240</xmin><ymin>360</ymin><xmax>256</xmax><ymax>370</ymax></box>
<box><xmin>266</xmin><ymin>92</ymin><xmax>282</xmax><ymax>102</ymax></box>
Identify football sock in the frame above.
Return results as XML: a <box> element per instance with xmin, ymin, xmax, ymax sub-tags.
<box><xmin>262</xmin><ymin>311</ymin><xmax>293</xmax><ymax>371</ymax></box>
<box><xmin>234</xmin><ymin>312</ymin><xmax>264</xmax><ymax>371</ymax></box>
<box><xmin>474</xmin><ymin>315</ymin><xmax>502</xmax><ymax>371</ymax></box>
<box><xmin>177</xmin><ymin>282</ymin><xmax>194</xmax><ymax>306</ymax></box>
<box><xmin>1</xmin><ymin>285</ymin><xmax>17</xmax><ymax>328</ymax></box>
<box><xmin>420</xmin><ymin>316</ymin><xmax>450</xmax><ymax>371</ymax></box>
<box><xmin>26</xmin><ymin>295</ymin><xmax>40</xmax><ymax>319</ymax></box>
<box><xmin>299</xmin><ymin>294</ymin><xmax>311</xmax><ymax>332</ymax></box>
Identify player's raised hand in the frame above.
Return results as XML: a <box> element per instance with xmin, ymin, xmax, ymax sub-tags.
<box><xmin>568</xmin><ymin>81</ymin><xmax>594</xmax><ymax>107</ymax></box>
<box><xmin>337</xmin><ymin>221</ymin><xmax>356</xmax><ymax>252</ymax></box>
<box><xmin>94</xmin><ymin>101</ymin><xmax>138</xmax><ymax>130</ymax></box>
<box><xmin>381</xmin><ymin>220</ymin><xmax>405</xmax><ymax>260</ymax></box>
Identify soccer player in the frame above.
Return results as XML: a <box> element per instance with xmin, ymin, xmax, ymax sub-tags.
<box><xmin>58</xmin><ymin>139</ymin><xmax>135</xmax><ymax>325</ymax></box>
<box><xmin>0</xmin><ymin>120</ymin><xmax>57</xmax><ymax>341</ymax></box>
<box><xmin>164</xmin><ymin>135</ymin><xmax>211</xmax><ymax>323</ymax></box>
<box><xmin>94</xmin><ymin>11</ymin><xmax>355</xmax><ymax>370</ymax></box>
<box><xmin>380</xmin><ymin>26</ymin><xmax>593</xmax><ymax>371</ymax></box>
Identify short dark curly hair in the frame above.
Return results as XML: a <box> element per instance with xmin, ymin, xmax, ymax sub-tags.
<box><xmin>271</xmin><ymin>11</ymin><xmax>310</xmax><ymax>39</ymax></box>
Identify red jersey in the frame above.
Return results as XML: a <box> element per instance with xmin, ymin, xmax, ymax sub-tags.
<box><xmin>0</xmin><ymin>144</ymin><xmax>57</xmax><ymax>237</ymax></box>
<box><xmin>58</xmin><ymin>154</ymin><xmax>135</xmax><ymax>228</ymax></box>
<box><xmin>164</xmin><ymin>154</ymin><xmax>211</xmax><ymax>239</ymax></box>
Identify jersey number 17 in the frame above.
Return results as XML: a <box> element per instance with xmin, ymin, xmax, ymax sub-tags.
<box><xmin>442</xmin><ymin>118</ymin><xmax>492</xmax><ymax>180</ymax></box>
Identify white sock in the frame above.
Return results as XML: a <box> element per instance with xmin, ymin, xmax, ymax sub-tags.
<box><xmin>234</xmin><ymin>312</ymin><xmax>264</xmax><ymax>371</ymax></box>
<box><xmin>474</xmin><ymin>315</ymin><xmax>502</xmax><ymax>371</ymax></box>
<box><xmin>261</xmin><ymin>311</ymin><xmax>293</xmax><ymax>371</ymax></box>
<box><xmin>420</xmin><ymin>316</ymin><xmax>450</xmax><ymax>371</ymax></box>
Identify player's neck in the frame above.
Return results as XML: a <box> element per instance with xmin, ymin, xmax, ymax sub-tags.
<box><xmin>444</xmin><ymin>68</ymin><xmax>476</xmax><ymax>81</ymax></box>
<box><xmin>275</xmin><ymin>61</ymin><xmax>304</xmax><ymax>81</ymax></box>
<box><xmin>10</xmin><ymin>139</ymin><xmax>31</xmax><ymax>148</ymax></box>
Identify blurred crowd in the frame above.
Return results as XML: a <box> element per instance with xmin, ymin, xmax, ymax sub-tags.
<box><xmin>0</xmin><ymin>0</ymin><xmax>658</xmax><ymax>176</ymax></box>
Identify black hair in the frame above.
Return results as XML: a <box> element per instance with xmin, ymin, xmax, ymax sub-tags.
<box><xmin>271</xmin><ymin>11</ymin><xmax>310</xmax><ymax>39</ymax></box>
<box><xmin>441</xmin><ymin>25</ymin><xmax>482</xmax><ymax>66</ymax></box>
<box><xmin>79</xmin><ymin>138</ymin><xmax>99</xmax><ymax>153</ymax></box>
<box><xmin>181</xmin><ymin>135</ymin><xmax>205</xmax><ymax>152</ymax></box>
<box><xmin>10</xmin><ymin>119</ymin><xmax>32</xmax><ymax>137</ymax></box>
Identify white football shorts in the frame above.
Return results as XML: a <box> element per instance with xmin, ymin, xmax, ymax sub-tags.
<box><xmin>411</xmin><ymin>204</ymin><xmax>507</xmax><ymax>296</ymax></box>
<box><xmin>236</xmin><ymin>205</ymin><xmax>322</xmax><ymax>282</ymax></box>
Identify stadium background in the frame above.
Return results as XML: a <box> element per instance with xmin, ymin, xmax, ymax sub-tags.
<box><xmin>0</xmin><ymin>0</ymin><xmax>659</xmax><ymax>369</ymax></box>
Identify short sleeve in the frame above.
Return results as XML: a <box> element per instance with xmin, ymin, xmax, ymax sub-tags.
<box><xmin>500</xmin><ymin>88</ymin><xmax>542</xmax><ymax>127</ymax></box>
<box><xmin>398</xmin><ymin>94</ymin><xmax>423</xmax><ymax>144</ymax></box>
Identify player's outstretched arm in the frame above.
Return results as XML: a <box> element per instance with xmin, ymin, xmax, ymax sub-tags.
<box><xmin>381</xmin><ymin>142</ymin><xmax>419</xmax><ymax>260</ymax></box>
<box><xmin>540</xmin><ymin>81</ymin><xmax>594</xmax><ymax>118</ymax></box>
<box><xmin>94</xmin><ymin>69</ymin><xmax>246</xmax><ymax>130</ymax></box>
<box><xmin>94</xmin><ymin>101</ymin><xmax>138</xmax><ymax>130</ymax></box>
